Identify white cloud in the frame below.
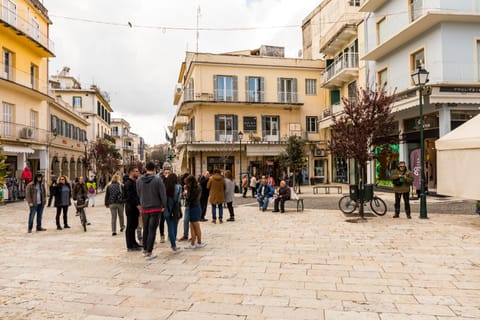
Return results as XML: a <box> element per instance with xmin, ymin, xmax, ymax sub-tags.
<box><xmin>44</xmin><ymin>0</ymin><xmax>320</xmax><ymax>145</ymax></box>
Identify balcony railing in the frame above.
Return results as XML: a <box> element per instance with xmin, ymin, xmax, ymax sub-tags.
<box><xmin>1</xmin><ymin>63</ymin><xmax>49</xmax><ymax>94</ymax></box>
<box><xmin>178</xmin><ymin>90</ymin><xmax>304</xmax><ymax>105</ymax></box>
<box><xmin>0</xmin><ymin>4</ymin><xmax>55</xmax><ymax>54</ymax></box>
<box><xmin>323</xmin><ymin>53</ymin><xmax>359</xmax><ymax>83</ymax></box>
<box><xmin>0</xmin><ymin>121</ymin><xmax>49</xmax><ymax>143</ymax></box>
<box><xmin>410</xmin><ymin>0</ymin><xmax>424</xmax><ymax>22</ymax></box>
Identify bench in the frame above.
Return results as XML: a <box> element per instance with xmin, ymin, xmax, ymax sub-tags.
<box><xmin>289</xmin><ymin>189</ymin><xmax>304</xmax><ymax>212</ymax></box>
<box><xmin>312</xmin><ymin>185</ymin><xmax>343</xmax><ymax>194</ymax></box>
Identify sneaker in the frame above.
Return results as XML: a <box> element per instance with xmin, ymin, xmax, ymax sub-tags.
<box><xmin>226</xmin><ymin>217</ymin><xmax>235</xmax><ymax>222</ymax></box>
<box><xmin>145</xmin><ymin>253</ymin><xmax>157</xmax><ymax>260</ymax></box>
<box><xmin>64</xmin><ymin>225</ymin><xmax>71</xmax><ymax>229</ymax></box>
<box><xmin>120</xmin><ymin>226</ymin><xmax>125</xmax><ymax>232</ymax></box>
<box><xmin>160</xmin><ymin>235</ymin><xmax>165</xmax><ymax>243</ymax></box>
<box><xmin>272</xmin><ymin>210</ymin><xmax>280</xmax><ymax>213</ymax></box>
<box><xmin>36</xmin><ymin>228</ymin><xmax>47</xmax><ymax>231</ymax></box>
<box><xmin>219</xmin><ymin>219</ymin><xmax>223</xmax><ymax>224</ymax></box>
<box><xmin>142</xmin><ymin>251</ymin><xmax>148</xmax><ymax>257</ymax></box>
<box><xmin>56</xmin><ymin>226</ymin><xmax>62</xmax><ymax>230</ymax></box>
<box><xmin>178</xmin><ymin>236</ymin><xmax>188</xmax><ymax>241</ymax></box>
<box><xmin>127</xmin><ymin>247</ymin><xmax>141</xmax><ymax>252</ymax></box>
<box><xmin>172</xmin><ymin>247</ymin><xmax>181</xmax><ymax>253</ymax></box>
<box><xmin>195</xmin><ymin>243</ymin><xmax>207</xmax><ymax>248</ymax></box>
<box><xmin>184</xmin><ymin>244</ymin><xmax>196</xmax><ymax>249</ymax></box>
<box><xmin>112</xmin><ymin>232</ymin><xmax>117</xmax><ymax>236</ymax></box>
<box><xmin>211</xmin><ymin>220</ymin><xmax>216</xmax><ymax>224</ymax></box>
<box><xmin>200</xmin><ymin>218</ymin><xmax>208</xmax><ymax>222</ymax></box>
<box><xmin>393</xmin><ymin>215</ymin><xmax>399</xmax><ymax>218</ymax></box>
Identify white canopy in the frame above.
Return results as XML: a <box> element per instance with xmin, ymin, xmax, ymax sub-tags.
<box><xmin>436</xmin><ymin>114</ymin><xmax>480</xmax><ymax>200</ymax></box>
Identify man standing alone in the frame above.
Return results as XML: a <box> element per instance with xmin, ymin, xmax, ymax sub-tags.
<box><xmin>26</xmin><ymin>173</ymin><xmax>46</xmax><ymax>233</ymax></box>
<box><xmin>136</xmin><ymin>162</ymin><xmax>167</xmax><ymax>260</ymax></box>
<box><xmin>391</xmin><ymin>161</ymin><xmax>413</xmax><ymax>219</ymax></box>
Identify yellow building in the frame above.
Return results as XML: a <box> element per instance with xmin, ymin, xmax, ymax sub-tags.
<box><xmin>302</xmin><ymin>0</ymin><xmax>364</xmax><ymax>184</ymax></box>
<box><xmin>171</xmin><ymin>46</ymin><xmax>326</xmax><ymax>186</ymax></box>
<box><xmin>0</xmin><ymin>0</ymin><xmax>54</xmax><ymax>184</ymax></box>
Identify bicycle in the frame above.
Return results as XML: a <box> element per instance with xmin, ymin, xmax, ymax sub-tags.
<box><xmin>74</xmin><ymin>197</ymin><xmax>89</xmax><ymax>232</ymax></box>
<box><xmin>338</xmin><ymin>194</ymin><xmax>387</xmax><ymax>216</ymax></box>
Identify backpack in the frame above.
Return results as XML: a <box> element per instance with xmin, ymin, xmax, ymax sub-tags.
<box><xmin>170</xmin><ymin>185</ymin><xmax>183</xmax><ymax>221</ymax></box>
<box><xmin>89</xmin><ymin>185</ymin><xmax>95</xmax><ymax>193</ymax></box>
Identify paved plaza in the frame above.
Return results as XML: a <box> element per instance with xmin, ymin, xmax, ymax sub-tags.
<box><xmin>1</xmin><ymin>190</ymin><xmax>480</xmax><ymax>320</ymax></box>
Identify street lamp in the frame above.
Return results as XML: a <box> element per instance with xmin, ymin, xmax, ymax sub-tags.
<box><xmin>411</xmin><ymin>66</ymin><xmax>429</xmax><ymax>219</ymax></box>
<box><xmin>238</xmin><ymin>131</ymin><xmax>244</xmax><ymax>193</ymax></box>
<box><xmin>83</xmin><ymin>139</ymin><xmax>88</xmax><ymax>180</ymax></box>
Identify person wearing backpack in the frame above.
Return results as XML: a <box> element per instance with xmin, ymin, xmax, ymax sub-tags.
<box><xmin>105</xmin><ymin>174</ymin><xmax>126</xmax><ymax>236</ymax></box>
<box><xmin>86</xmin><ymin>178</ymin><xmax>97</xmax><ymax>207</ymax></box>
<box><xmin>164</xmin><ymin>173</ymin><xmax>182</xmax><ymax>253</ymax></box>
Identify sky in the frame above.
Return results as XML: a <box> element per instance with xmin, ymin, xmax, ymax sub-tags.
<box><xmin>43</xmin><ymin>0</ymin><xmax>321</xmax><ymax>145</ymax></box>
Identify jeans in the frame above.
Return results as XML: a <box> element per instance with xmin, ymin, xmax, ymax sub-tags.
<box><xmin>211</xmin><ymin>203</ymin><xmax>223</xmax><ymax>220</ymax></box>
<box><xmin>394</xmin><ymin>192</ymin><xmax>411</xmax><ymax>216</ymax></box>
<box><xmin>28</xmin><ymin>204</ymin><xmax>44</xmax><ymax>230</ymax></box>
<box><xmin>257</xmin><ymin>196</ymin><xmax>270</xmax><ymax>209</ymax></box>
<box><xmin>142</xmin><ymin>212</ymin><xmax>160</xmax><ymax>253</ymax></box>
<box><xmin>164</xmin><ymin>211</ymin><xmax>179</xmax><ymax>248</ymax></box>
<box><xmin>109</xmin><ymin>203</ymin><xmax>125</xmax><ymax>233</ymax></box>
<box><xmin>56</xmin><ymin>205</ymin><xmax>69</xmax><ymax>227</ymax></box>
<box><xmin>183</xmin><ymin>207</ymin><xmax>190</xmax><ymax>238</ymax></box>
<box><xmin>125</xmin><ymin>204</ymin><xmax>139</xmax><ymax>248</ymax></box>
<box><xmin>158</xmin><ymin>212</ymin><xmax>165</xmax><ymax>237</ymax></box>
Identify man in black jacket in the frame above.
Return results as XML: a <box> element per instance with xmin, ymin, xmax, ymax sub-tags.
<box><xmin>198</xmin><ymin>171</ymin><xmax>210</xmax><ymax>222</ymax></box>
<box><xmin>124</xmin><ymin>166</ymin><xmax>142</xmax><ymax>251</ymax></box>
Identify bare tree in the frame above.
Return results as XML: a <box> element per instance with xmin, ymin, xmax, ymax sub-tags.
<box><xmin>329</xmin><ymin>87</ymin><xmax>398</xmax><ymax>218</ymax></box>
<box><xmin>88</xmin><ymin>139</ymin><xmax>122</xmax><ymax>177</ymax></box>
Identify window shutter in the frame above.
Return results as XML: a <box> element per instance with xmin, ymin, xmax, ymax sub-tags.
<box><xmin>276</xmin><ymin>116</ymin><xmax>280</xmax><ymax>137</ymax></box>
<box><xmin>330</xmin><ymin>89</ymin><xmax>340</xmax><ymax>105</ymax></box>
<box><xmin>277</xmin><ymin>78</ymin><xmax>282</xmax><ymax>102</ymax></box>
<box><xmin>292</xmin><ymin>78</ymin><xmax>298</xmax><ymax>103</ymax></box>
<box><xmin>233</xmin><ymin>76</ymin><xmax>238</xmax><ymax>101</ymax></box>
<box><xmin>215</xmin><ymin>115</ymin><xmax>220</xmax><ymax>141</ymax></box>
<box><xmin>213</xmin><ymin>75</ymin><xmax>218</xmax><ymax>100</ymax></box>
<box><xmin>260</xmin><ymin>77</ymin><xmax>265</xmax><ymax>102</ymax></box>
<box><xmin>233</xmin><ymin>115</ymin><xmax>239</xmax><ymax>141</ymax></box>
<box><xmin>245</xmin><ymin>77</ymin><xmax>249</xmax><ymax>101</ymax></box>
<box><xmin>262</xmin><ymin>116</ymin><xmax>266</xmax><ymax>139</ymax></box>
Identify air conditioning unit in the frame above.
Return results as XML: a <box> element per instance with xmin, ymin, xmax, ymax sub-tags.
<box><xmin>314</xmin><ymin>148</ymin><xmax>326</xmax><ymax>157</ymax></box>
<box><xmin>20</xmin><ymin>127</ymin><xmax>34</xmax><ymax>139</ymax></box>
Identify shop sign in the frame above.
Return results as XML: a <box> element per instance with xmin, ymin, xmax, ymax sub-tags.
<box><xmin>243</xmin><ymin>117</ymin><xmax>257</xmax><ymax>132</ymax></box>
<box><xmin>439</xmin><ymin>87</ymin><xmax>480</xmax><ymax>93</ymax></box>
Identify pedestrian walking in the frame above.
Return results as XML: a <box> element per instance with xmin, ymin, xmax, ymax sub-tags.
<box><xmin>124</xmin><ymin>166</ymin><xmax>142</xmax><ymax>252</ymax></box>
<box><xmin>25</xmin><ymin>173</ymin><xmax>47</xmax><ymax>233</ymax></box>
<box><xmin>198</xmin><ymin>171</ymin><xmax>210</xmax><ymax>221</ymax></box>
<box><xmin>86</xmin><ymin>178</ymin><xmax>96</xmax><ymax>207</ymax></box>
<box><xmin>391</xmin><ymin>161</ymin><xmax>414</xmax><ymax>219</ymax></box>
<box><xmin>47</xmin><ymin>175</ymin><xmax>57</xmax><ymax>207</ymax></box>
<box><xmin>224</xmin><ymin>170</ymin><xmax>235</xmax><ymax>222</ymax></box>
<box><xmin>207</xmin><ymin>169</ymin><xmax>225</xmax><ymax>224</ymax></box>
<box><xmin>72</xmin><ymin>176</ymin><xmax>90</xmax><ymax>230</ymax></box>
<box><xmin>105</xmin><ymin>174</ymin><xmax>125</xmax><ymax>236</ymax></box>
<box><xmin>164</xmin><ymin>173</ymin><xmax>182</xmax><ymax>252</ymax></box>
<box><xmin>184</xmin><ymin>175</ymin><xmax>206</xmax><ymax>249</ymax></box>
<box><xmin>242</xmin><ymin>174</ymin><xmax>248</xmax><ymax>198</ymax></box>
<box><xmin>249</xmin><ymin>175</ymin><xmax>257</xmax><ymax>198</ymax></box>
<box><xmin>272</xmin><ymin>180</ymin><xmax>291</xmax><ymax>213</ymax></box>
<box><xmin>54</xmin><ymin>176</ymin><xmax>72</xmax><ymax>230</ymax></box>
<box><xmin>136</xmin><ymin>162</ymin><xmax>167</xmax><ymax>260</ymax></box>
<box><xmin>257</xmin><ymin>175</ymin><xmax>274</xmax><ymax>211</ymax></box>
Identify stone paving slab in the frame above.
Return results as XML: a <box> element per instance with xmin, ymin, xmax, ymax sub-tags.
<box><xmin>0</xmin><ymin>194</ymin><xmax>480</xmax><ymax>319</ymax></box>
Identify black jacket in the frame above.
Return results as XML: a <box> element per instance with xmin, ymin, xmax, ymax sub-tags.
<box><xmin>53</xmin><ymin>183</ymin><xmax>71</xmax><ymax>207</ymax></box>
<box><xmin>124</xmin><ymin>178</ymin><xmax>140</xmax><ymax>207</ymax></box>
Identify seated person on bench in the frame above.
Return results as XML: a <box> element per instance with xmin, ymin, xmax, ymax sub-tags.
<box><xmin>273</xmin><ymin>180</ymin><xmax>291</xmax><ymax>213</ymax></box>
<box><xmin>257</xmin><ymin>176</ymin><xmax>274</xmax><ymax>212</ymax></box>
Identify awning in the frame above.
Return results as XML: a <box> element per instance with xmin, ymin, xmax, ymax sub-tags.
<box><xmin>246</xmin><ymin>144</ymin><xmax>285</xmax><ymax>156</ymax></box>
<box><xmin>2</xmin><ymin>146</ymin><xmax>35</xmax><ymax>154</ymax></box>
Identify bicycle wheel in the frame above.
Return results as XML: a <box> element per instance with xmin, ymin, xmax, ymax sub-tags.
<box><xmin>370</xmin><ymin>196</ymin><xmax>387</xmax><ymax>216</ymax></box>
<box><xmin>338</xmin><ymin>195</ymin><xmax>357</xmax><ymax>214</ymax></box>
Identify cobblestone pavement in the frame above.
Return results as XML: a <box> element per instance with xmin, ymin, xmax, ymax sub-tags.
<box><xmin>1</xmin><ymin>190</ymin><xmax>479</xmax><ymax>320</ymax></box>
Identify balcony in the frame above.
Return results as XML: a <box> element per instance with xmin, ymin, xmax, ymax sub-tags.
<box><xmin>322</xmin><ymin>53</ymin><xmax>359</xmax><ymax>89</ymax></box>
<box><xmin>0</xmin><ymin>121</ymin><xmax>49</xmax><ymax>143</ymax></box>
<box><xmin>359</xmin><ymin>0</ymin><xmax>387</xmax><ymax>12</ymax></box>
<box><xmin>1</xmin><ymin>63</ymin><xmax>49</xmax><ymax>95</ymax></box>
<box><xmin>0</xmin><ymin>4</ymin><xmax>55</xmax><ymax>56</ymax></box>
<box><xmin>320</xmin><ymin>23</ymin><xmax>358</xmax><ymax>57</ymax></box>
<box><xmin>363</xmin><ymin>2</ymin><xmax>480</xmax><ymax>60</ymax></box>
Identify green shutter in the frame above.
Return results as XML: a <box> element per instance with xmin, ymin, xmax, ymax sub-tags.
<box><xmin>330</xmin><ymin>89</ymin><xmax>340</xmax><ymax>105</ymax></box>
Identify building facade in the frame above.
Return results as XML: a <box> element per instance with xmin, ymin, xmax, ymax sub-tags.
<box><xmin>111</xmin><ymin>118</ymin><xmax>135</xmax><ymax>170</ymax></box>
<box><xmin>0</xmin><ymin>0</ymin><xmax>54</xmax><ymax>186</ymax></box>
<box><xmin>171</xmin><ymin>46</ymin><xmax>325</xmax><ymax>186</ymax></box>
<box><xmin>302</xmin><ymin>0</ymin><xmax>364</xmax><ymax>184</ymax></box>
<box><xmin>361</xmin><ymin>0</ymin><xmax>480</xmax><ymax>191</ymax></box>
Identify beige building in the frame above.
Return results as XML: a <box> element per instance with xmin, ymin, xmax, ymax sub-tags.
<box><xmin>171</xmin><ymin>46</ymin><xmax>326</xmax><ymax>186</ymax></box>
<box><xmin>302</xmin><ymin>0</ymin><xmax>364</xmax><ymax>184</ymax></box>
<box><xmin>0</xmin><ymin>0</ymin><xmax>54</xmax><ymax>184</ymax></box>
<box><xmin>111</xmin><ymin>118</ymin><xmax>145</xmax><ymax>170</ymax></box>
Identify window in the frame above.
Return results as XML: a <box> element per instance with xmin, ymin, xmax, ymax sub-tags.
<box><xmin>305</xmin><ymin>79</ymin><xmax>317</xmax><ymax>95</ymax></box>
<box><xmin>246</xmin><ymin>76</ymin><xmax>264</xmax><ymax>102</ymax></box>
<box><xmin>31</xmin><ymin>18</ymin><xmax>40</xmax><ymax>41</ymax></box>
<box><xmin>409</xmin><ymin>0</ymin><xmax>423</xmax><ymax>22</ymax></box>
<box><xmin>348</xmin><ymin>81</ymin><xmax>357</xmax><ymax>102</ymax></box>
<box><xmin>411</xmin><ymin>49</ymin><xmax>425</xmax><ymax>72</ymax></box>
<box><xmin>378</xmin><ymin>68</ymin><xmax>388</xmax><ymax>87</ymax></box>
<box><xmin>215</xmin><ymin>114</ymin><xmax>238</xmax><ymax>142</ymax></box>
<box><xmin>314</xmin><ymin>159</ymin><xmax>325</xmax><ymax>178</ymax></box>
<box><xmin>306</xmin><ymin>116</ymin><xmax>318</xmax><ymax>133</ymax></box>
<box><xmin>377</xmin><ymin>17</ymin><xmax>387</xmax><ymax>44</ymax></box>
<box><xmin>214</xmin><ymin>75</ymin><xmax>238</xmax><ymax>101</ymax></box>
<box><xmin>30</xmin><ymin>110</ymin><xmax>37</xmax><ymax>130</ymax></box>
<box><xmin>330</xmin><ymin>89</ymin><xmax>340</xmax><ymax>105</ymax></box>
<box><xmin>2</xmin><ymin>49</ymin><xmax>14</xmax><ymax>80</ymax></box>
<box><xmin>348</xmin><ymin>0</ymin><xmax>360</xmax><ymax>6</ymax></box>
<box><xmin>277</xmin><ymin>78</ymin><xmax>297</xmax><ymax>103</ymax></box>
<box><xmin>2</xmin><ymin>102</ymin><xmax>13</xmax><ymax>136</ymax></box>
<box><xmin>30</xmin><ymin>64</ymin><xmax>38</xmax><ymax>89</ymax></box>
<box><xmin>97</xmin><ymin>102</ymin><xmax>101</xmax><ymax>116</ymax></box>
<box><xmin>72</xmin><ymin>96</ymin><xmax>82</xmax><ymax>107</ymax></box>
<box><xmin>262</xmin><ymin>116</ymin><xmax>280</xmax><ymax>141</ymax></box>
<box><xmin>112</xmin><ymin>126</ymin><xmax>119</xmax><ymax>136</ymax></box>
<box><xmin>51</xmin><ymin>115</ymin><xmax>57</xmax><ymax>133</ymax></box>
<box><xmin>3</xmin><ymin>0</ymin><xmax>17</xmax><ymax>26</ymax></box>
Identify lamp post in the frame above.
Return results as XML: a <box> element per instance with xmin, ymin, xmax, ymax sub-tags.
<box><xmin>238</xmin><ymin>131</ymin><xmax>244</xmax><ymax>193</ymax></box>
<box><xmin>83</xmin><ymin>140</ymin><xmax>88</xmax><ymax>180</ymax></box>
<box><xmin>411</xmin><ymin>66</ymin><xmax>429</xmax><ymax>219</ymax></box>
